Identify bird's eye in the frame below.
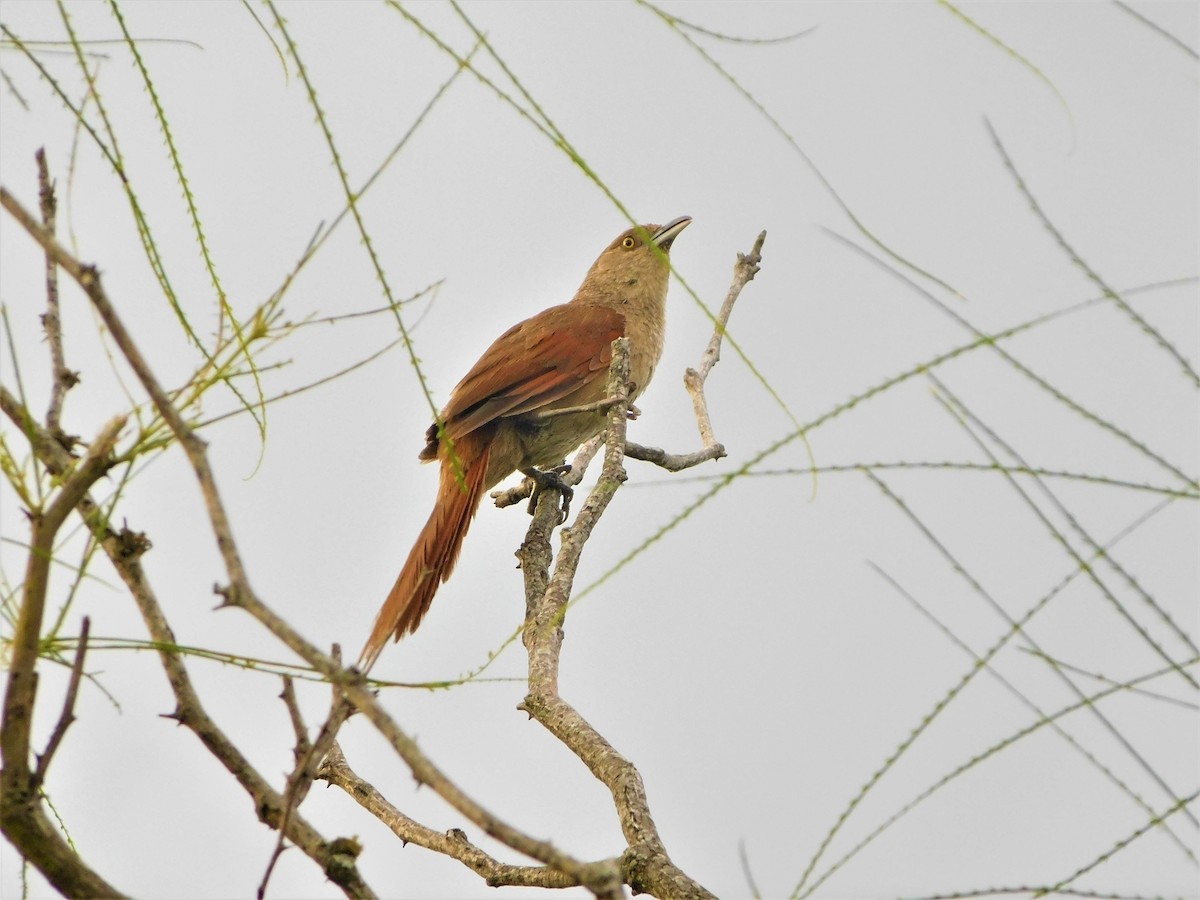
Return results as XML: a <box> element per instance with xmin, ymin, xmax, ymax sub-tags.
<box><xmin>622</xmin><ymin>236</ymin><xmax>635</xmax><ymax>249</ymax></box>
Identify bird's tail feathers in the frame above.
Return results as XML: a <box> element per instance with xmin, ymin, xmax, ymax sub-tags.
<box><xmin>358</xmin><ymin>432</ymin><xmax>492</xmax><ymax>671</ymax></box>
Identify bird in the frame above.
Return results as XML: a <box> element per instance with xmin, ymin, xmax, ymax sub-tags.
<box><xmin>358</xmin><ymin>215</ymin><xmax>692</xmax><ymax>670</ymax></box>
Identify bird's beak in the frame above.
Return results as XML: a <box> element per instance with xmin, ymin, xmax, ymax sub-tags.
<box><xmin>652</xmin><ymin>215</ymin><xmax>692</xmax><ymax>250</ymax></box>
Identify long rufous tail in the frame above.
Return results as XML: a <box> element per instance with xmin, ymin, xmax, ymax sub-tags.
<box><xmin>358</xmin><ymin>431</ymin><xmax>492</xmax><ymax>670</ymax></box>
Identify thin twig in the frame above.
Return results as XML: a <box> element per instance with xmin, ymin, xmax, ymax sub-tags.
<box><xmin>624</xmin><ymin>441</ymin><xmax>725</xmax><ymax>471</ymax></box>
<box><xmin>261</xmin><ymin>656</ymin><xmax>354</xmax><ymax>900</ymax></box>
<box><xmin>684</xmin><ymin>228</ymin><xmax>765</xmax><ymax>455</ymax></box>
<box><xmin>279</xmin><ymin>676</ymin><xmax>311</xmax><ymax>754</ymax></box>
<box><xmin>35</xmin><ymin>149</ymin><xmax>76</xmax><ymax>447</ymax></box>
<box><xmin>527</xmin><ymin>396</ymin><xmax>639</xmax><ymax>421</ymax></box>
<box><xmin>35</xmin><ymin>616</ymin><xmax>91</xmax><ymax>783</ymax></box>
<box><xmin>318</xmin><ymin>742</ymin><xmax>582</xmax><ymax>889</ymax></box>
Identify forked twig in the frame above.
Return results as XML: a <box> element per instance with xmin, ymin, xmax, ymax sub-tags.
<box><xmin>0</xmin><ymin>413</ymin><xmax>123</xmax><ymax>898</ymax></box>
<box><xmin>260</xmin><ymin>652</ymin><xmax>355</xmax><ymax>899</ymax></box>
<box><xmin>515</xmin><ymin>339</ymin><xmax>717</xmax><ymax>899</ymax></box>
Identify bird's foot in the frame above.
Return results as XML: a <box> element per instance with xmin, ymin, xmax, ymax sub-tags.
<box><xmin>521</xmin><ymin>465</ymin><xmax>574</xmax><ymax>523</ymax></box>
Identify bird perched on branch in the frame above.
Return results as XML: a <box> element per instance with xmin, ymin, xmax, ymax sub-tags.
<box><xmin>359</xmin><ymin>216</ymin><xmax>692</xmax><ymax>670</ymax></box>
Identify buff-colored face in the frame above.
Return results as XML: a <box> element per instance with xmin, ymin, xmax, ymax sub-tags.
<box><xmin>587</xmin><ymin>216</ymin><xmax>691</xmax><ymax>288</ymax></box>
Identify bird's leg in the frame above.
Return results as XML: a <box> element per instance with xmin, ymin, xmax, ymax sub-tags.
<box><xmin>520</xmin><ymin>465</ymin><xmax>574</xmax><ymax>523</ymax></box>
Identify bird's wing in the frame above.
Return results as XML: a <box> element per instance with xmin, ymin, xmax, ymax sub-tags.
<box><xmin>441</xmin><ymin>303</ymin><xmax>624</xmax><ymax>440</ymax></box>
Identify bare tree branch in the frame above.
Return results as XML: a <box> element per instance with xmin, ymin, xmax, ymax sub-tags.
<box><xmin>34</xmin><ymin>148</ymin><xmax>77</xmax><ymax>449</ymax></box>
<box><xmin>626</xmin><ymin>229</ymin><xmax>766</xmax><ymax>472</ymax></box>
<box><xmin>489</xmin><ymin>234</ymin><xmax>769</xmax><ymax>893</ymax></box>
<box><xmin>517</xmin><ymin>339</ymin><xmax>717</xmax><ymax>899</ymax></box>
<box><xmin>4</xmin><ymin>176</ymin><xmax>762</xmax><ymax>898</ymax></box>
<box><xmin>3</xmin><ymin>184</ymin><xmax>618</xmax><ymax>895</ymax></box>
<box><xmin>0</xmin><ymin>382</ymin><xmax>375</xmax><ymax>898</ymax></box>
<box><xmin>622</xmin><ymin>441</ymin><xmax>724</xmax><ymax>472</ymax></box>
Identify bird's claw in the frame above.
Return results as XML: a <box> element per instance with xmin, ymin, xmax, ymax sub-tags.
<box><xmin>522</xmin><ymin>465</ymin><xmax>574</xmax><ymax>523</ymax></box>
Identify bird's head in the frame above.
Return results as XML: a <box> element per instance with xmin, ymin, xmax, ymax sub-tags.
<box><xmin>579</xmin><ymin>216</ymin><xmax>692</xmax><ymax>298</ymax></box>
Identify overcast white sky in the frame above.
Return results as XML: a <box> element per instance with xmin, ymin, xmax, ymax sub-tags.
<box><xmin>1</xmin><ymin>2</ymin><xmax>1197</xmax><ymax>898</ymax></box>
